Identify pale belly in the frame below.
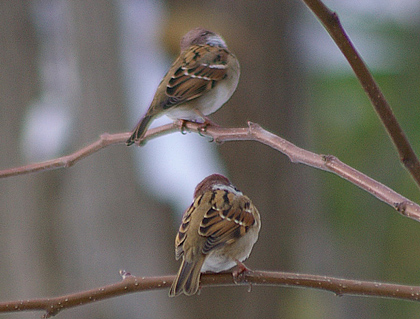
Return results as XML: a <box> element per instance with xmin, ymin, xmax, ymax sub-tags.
<box><xmin>200</xmin><ymin>226</ymin><xmax>259</xmax><ymax>273</ymax></box>
<box><xmin>165</xmin><ymin>67</ymin><xmax>239</xmax><ymax>121</ymax></box>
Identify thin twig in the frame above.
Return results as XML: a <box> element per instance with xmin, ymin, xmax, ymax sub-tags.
<box><xmin>1</xmin><ymin>270</ymin><xmax>419</xmax><ymax>318</ymax></box>
<box><xmin>301</xmin><ymin>0</ymin><xmax>420</xmax><ymax>188</ymax></box>
<box><xmin>1</xmin><ymin>121</ymin><xmax>419</xmax><ymax>221</ymax></box>
<box><xmin>0</xmin><ymin>126</ymin><xmax>176</xmax><ymax>178</ymax></box>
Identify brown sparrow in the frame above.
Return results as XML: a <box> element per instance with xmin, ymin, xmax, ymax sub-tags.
<box><xmin>126</xmin><ymin>28</ymin><xmax>240</xmax><ymax>145</ymax></box>
<box><xmin>169</xmin><ymin>174</ymin><xmax>261</xmax><ymax>297</ymax></box>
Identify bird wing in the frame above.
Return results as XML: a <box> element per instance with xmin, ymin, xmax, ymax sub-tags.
<box><xmin>175</xmin><ymin>202</ymin><xmax>194</xmax><ymax>260</ymax></box>
<box><xmin>158</xmin><ymin>45</ymin><xmax>230</xmax><ymax>110</ymax></box>
<box><xmin>198</xmin><ymin>190</ymin><xmax>257</xmax><ymax>254</ymax></box>
<box><xmin>175</xmin><ymin>189</ymin><xmax>256</xmax><ymax>261</ymax></box>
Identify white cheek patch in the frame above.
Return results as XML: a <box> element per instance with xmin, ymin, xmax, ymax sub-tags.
<box><xmin>212</xmin><ymin>184</ymin><xmax>243</xmax><ymax>196</ymax></box>
<box><xmin>206</xmin><ymin>35</ymin><xmax>227</xmax><ymax>48</ymax></box>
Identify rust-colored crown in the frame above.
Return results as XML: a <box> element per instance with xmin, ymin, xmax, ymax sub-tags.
<box><xmin>193</xmin><ymin>174</ymin><xmax>231</xmax><ymax>198</ymax></box>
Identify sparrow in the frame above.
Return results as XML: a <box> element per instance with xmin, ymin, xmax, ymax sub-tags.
<box><xmin>169</xmin><ymin>174</ymin><xmax>261</xmax><ymax>297</ymax></box>
<box><xmin>126</xmin><ymin>27</ymin><xmax>240</xmax><ymax>145</ymax></box>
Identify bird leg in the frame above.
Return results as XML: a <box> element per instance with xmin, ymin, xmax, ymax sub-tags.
<box><xmin>193</xmin><ymin>109</ymin><xmax>220</xmax><ymax>132</ymax></box>
<box><xmin>232</xmin><ymin>260</ymin><xmax>251</xmax><ymax>283</ymax></box>
<box><xmin>179</xmin><ymin>119</ymin><xmax>190</xmax><ymax>135</ymax></box>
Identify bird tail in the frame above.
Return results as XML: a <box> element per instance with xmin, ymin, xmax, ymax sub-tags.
<box><xmin>126</xmin><ymin>114</ymin><xmax>154</xmax><ymax>146</ymax></box>
<box><xmin>169</xmin><ymin>257</ymin><xmax>205</xmax><ymax>297</ymax></box>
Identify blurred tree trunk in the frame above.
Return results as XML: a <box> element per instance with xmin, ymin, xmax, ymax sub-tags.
<box><xmin>51</xmin><ymin>2</ymin><xmax>173</xmax><ymax>318</ymax></box>
<box><xmin>0</xmin><ymin>0</ymin><xmax>50</xmax><ymax>309</ymax></box>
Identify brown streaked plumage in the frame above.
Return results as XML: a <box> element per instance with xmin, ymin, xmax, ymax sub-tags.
<box><xmin>126</xmin><ymin>28</ymin><xmax>240</xmax><ymax>145</ymax></box>
<box><xmin>169</xmin><ymin>174</ymin><xmax>261</xmax><ymax>297</ymax></box>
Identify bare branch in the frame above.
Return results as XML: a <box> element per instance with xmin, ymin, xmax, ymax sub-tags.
<box><xmin>0</xmin><ymin>126</ymin><xmax>177</xmax><ymax>178</ymax></box>
<box><xmin>301</xmin><ymin>0</ymin><xmax>420</xmax><ymax>188</ymax></box>
<box><xmin>1</xmin><ymin>270</ymin><xmax>419</xmax><ymax>317</ymax></box>
<box><xmin>1</xmin><ymin>121</ymin><xmax>420</xmax><ymax>221</ymax></box>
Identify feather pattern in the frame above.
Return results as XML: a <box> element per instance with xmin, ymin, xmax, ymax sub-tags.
<box><xmin>199</xmin><ymin>190</ymin><xmax>256</xmax><ymax>253</ymax></box>
<box><xmin>126</xmin><ymin>28</ymin><xmax>240</xmax><ymax>145</ymax></box>
<box><xmin>162</xmin><ymin>45</ymin><xmax>229</xmax><ymax>109</ymax></box>
<box><xmin>170</xmin><ymin>174</ymin><xmax>260</xmax><ymax>297</ymax></box>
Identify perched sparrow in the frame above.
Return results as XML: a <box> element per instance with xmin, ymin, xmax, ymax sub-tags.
<box><xmin>126</xmin><ymin>27</ymin><xmax>240</xmax><ymax>145</ymax></box>
<box><xmin>169</xmin><ymin>174</ymin><xmax>261</xmax><ymax>297</ymax></box>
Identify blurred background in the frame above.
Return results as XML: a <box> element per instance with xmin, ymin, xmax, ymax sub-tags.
<box><xmin>1</xmin><ymin>0</ymin><xmax>420</xmax><ymax>318</ymax></box>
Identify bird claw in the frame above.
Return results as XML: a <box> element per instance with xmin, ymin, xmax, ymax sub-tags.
<box><xmin>197</xmin><ymin>123</ymin><xmax>215</xmax><ymax>142</ymax></box>
<box><xmin>197</xmin><ymin>123</ymin><xmax>209</xmax><ymax>136</ymax></box>
<box><xmin>232</xmin><ymin>260</ymin><xmax>250</xmax><ymax>284</ymax></box>
<box><xmin>180</xmin><ymin>120</ymin><xmax>190</xmax><ymax>135</ymax></box>
<box><xmin>197</xmin><ymin>118</ymin><xmax>218</xmax><ymax>142</ymax></box>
